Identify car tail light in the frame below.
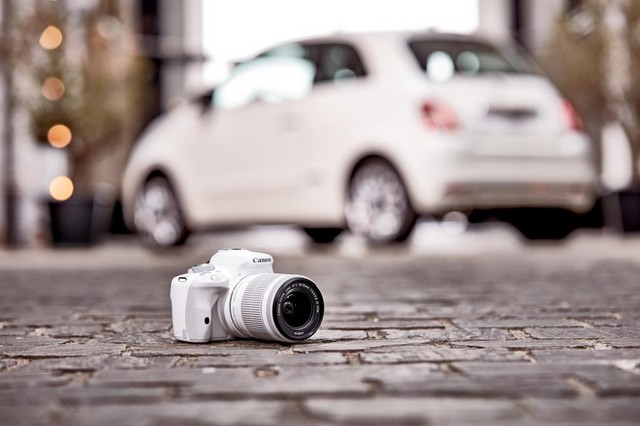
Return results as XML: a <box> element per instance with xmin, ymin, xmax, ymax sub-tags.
<box><xmin>561</xmin><ymin>99</ymin><xmax>583</xmax><ymax>132</ymax></box>
<box><xmin>421</xmin><ymin>100</ymin><xmax>459</xmax><ymax>131</ymax></box>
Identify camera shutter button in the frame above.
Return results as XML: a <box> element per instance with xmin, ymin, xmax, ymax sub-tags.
<box><xmin>207</xmin><ymin>273</ymin><xmax>228</xmax><ymax>286</ymax></box>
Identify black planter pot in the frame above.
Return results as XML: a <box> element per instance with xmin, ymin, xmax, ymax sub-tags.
<box><xmin>602</xmin><ymin>187</ymin><xmax>640</xmax><ymax>233</ymax></box>
<box><xmin>108</xmin><ymin>199</ymin><xmax>134</xmax><ymax>235</ymax></box>
<box><xmin>48</xmin><ymin>194</ymin><xmax>114</xmax><ymax>246</ymax></box>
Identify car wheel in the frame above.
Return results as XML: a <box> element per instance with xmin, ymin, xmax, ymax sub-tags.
<box><xmin>506</xmin><ymin>208</ymin><xmax>577</xmax><ymax>241</ymax></box>
<box><xmin>303</xmin><ymin>227</ymin><xmax>343</xmax><ymax>244</ymax></box>
<box><xmin>134</xmin><ymin>176</ymin><xmax>190</xmax><ymax>247</ymax></box>
<box><xmin>345</xmin><ymin>159</ymin><xmax>416</xmax><ymax>244</ymax></box>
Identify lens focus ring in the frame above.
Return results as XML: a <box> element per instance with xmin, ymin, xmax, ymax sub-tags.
<box><xmin>240</xmin><ymin>276</ymin><xmax>273</xmax><ymax>339</ymax></box>
<box><xmin>234</xmin><ymin>274</ymin><xmax>277</xmax><ymax>341</ymax></box>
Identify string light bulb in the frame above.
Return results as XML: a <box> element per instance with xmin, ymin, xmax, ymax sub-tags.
<box><xmin>47</xmin><ymin>124</ymin><xmax>72</xmax><ymax>148</ymax></box>
<box><xmin>41</xmin><ymin>77</ymin><xmax>65</xmax><ymax>101</ymax></box>
<box><xmin>49</xmin><ymin>176</ymin><xmax>74</xmax><ymax>201</ymax></box>
<box><xmin>39</xmin><ymin>25</ymin><xmax>63</xmax><ymax>50</ymax></box>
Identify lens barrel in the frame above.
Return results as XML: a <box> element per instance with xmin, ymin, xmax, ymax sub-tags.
<box><xmin>227</xmin><ymin>274</ymin><xmax>324</xmax><ymax>342</ymax></box>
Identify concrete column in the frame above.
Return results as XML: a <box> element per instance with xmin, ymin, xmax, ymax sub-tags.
<box><xmin>182</xmin><ymin>0</ymin><xmax>203</xmax><ymax>94</ymax></box>
<box><xmin>477</xmin><ymin>0</ymin><xmax>568</xmax><ymax>52</ymax></box>
<box><xmin>477</xmin><ymin>0</ymin><xmax>511</xmax><ymax>42</ymax></box>
<box><xmin>157</xmin><ymin>0</ymin><xmax>204</xmax><ymax>108</ymax></box>
<box><xmin>158</xmin><ymin>0</ymin><xmax>184</xmax><ymax>109</ymax></box>
<box><xmin>526</xmin><ymin>0</ymin><xmax>569</xmax><ymax>52</ymax></box>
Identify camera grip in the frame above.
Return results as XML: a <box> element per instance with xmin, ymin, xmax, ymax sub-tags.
<box><xmin>171</xmin><ymin>273</ymin><xmax>229</xmax><ymax>342</ymax></box>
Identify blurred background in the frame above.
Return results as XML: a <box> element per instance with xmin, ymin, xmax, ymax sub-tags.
<box><xmin>1</xmin><ymin>0</ymin><xmax>639</xmax><ymax>251</ymax></box>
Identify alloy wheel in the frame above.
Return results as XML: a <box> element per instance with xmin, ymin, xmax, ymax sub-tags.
<box><xmin>134</xmin><ymin>177</ymin><xmax>189</xmax><ymax>247</ymax></box>
<box><xmin>345</xmin><ymin>160</ymin><xmax>415</xmax><ymax>243</ymax></box>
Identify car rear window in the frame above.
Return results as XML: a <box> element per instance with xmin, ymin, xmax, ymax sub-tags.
<box><xmin>408</xmin><ymin>39</ymin><xmax>535</xmax><ymax>80</ymax></box>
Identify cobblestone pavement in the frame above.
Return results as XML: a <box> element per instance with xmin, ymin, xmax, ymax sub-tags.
<box><xmin>1</xmin><ymin>229</ymin><xmax>640</xmax><ymax>425</ymax></box>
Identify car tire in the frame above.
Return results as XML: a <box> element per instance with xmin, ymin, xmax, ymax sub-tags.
<box><xmin>303</xmin><ymin>227</ymin><xmax>343</xmax><ymax>244</ymax></box>
<box><xmin>506</xmin><ymin>208</ymin><xmax>577</xmax><ymax>241</ymax></box>
<box><xmin>345</xmin><ymin>159</ymin><xmax>416</xmax><ymax>244</ymax></box>
<box><xmin>134</xmin><ymin>176</ymin><xmax>190</xmax><ymax>248</ymax></box>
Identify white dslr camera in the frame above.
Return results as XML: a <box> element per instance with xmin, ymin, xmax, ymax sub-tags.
<box><xmin>170</xmin><ymin>249</ymin><xmax>324</xmax><ymax>343</ymax></box>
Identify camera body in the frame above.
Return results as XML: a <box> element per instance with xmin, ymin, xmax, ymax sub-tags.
<box><xmin>171</xmin><ymin>249</ymin><xmax>324</xmax><ymax>343</ymax></box>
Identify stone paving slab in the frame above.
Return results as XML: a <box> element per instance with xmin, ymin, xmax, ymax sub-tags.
<box><xmin>1</xmin><ymin>241</ymin><xmax>640</xmax><ymax>425</ymax></box>
<box><xmin>359</xmin><ymin>346</ymin><xmax>525</xmax><ymax>364</ymax></box>
<box><xmin>304</xmin><ymin>397</ymin><xmax>525</xmax><ymax>425</ymax></box>
<box><xmin>532</xmin><ymin>348</ymin><xmax>640</xmax><ymax>364</ymax></box>
<box><xmin>525</xmin><ymin>326</ymin><xmax>640</xmax><ymax>339</ymax></box>
<box><xmin>525</xmin><ymin>397</ymin><xmax>640</xmax><ymax>424</ymax></box>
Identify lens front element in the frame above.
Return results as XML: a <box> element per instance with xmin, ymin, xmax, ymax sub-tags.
<box><xmin>283</xmin><ymin>289</ymin><xmax>313</xmax><ymax>328</ymax></box>
<box><xmin>273</xmin><ymin>278</ymin><xmax>324</xmax><ymax>341</ymax></box>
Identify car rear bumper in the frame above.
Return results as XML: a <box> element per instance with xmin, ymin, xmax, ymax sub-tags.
<box><xmin>404</xmin><ymin>133</ymin><xmax>597</xmax><ymax>214</ymax></box>
<box><xmin>431</xmin><ymin>181</ymin><xmax>595</xmax><ymax>213</ymax></box>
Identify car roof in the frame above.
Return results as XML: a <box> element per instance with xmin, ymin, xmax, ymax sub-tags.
<box><xmin>292</xmin><ymin>30</ymin><xmax>497</xmax><ymax>47</ymax></box>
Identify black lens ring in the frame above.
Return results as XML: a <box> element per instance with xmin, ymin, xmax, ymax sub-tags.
<box><xmin>272</xmin><ymin>277</ymin><xmax>324</xmax><ymax>341</ymax></box>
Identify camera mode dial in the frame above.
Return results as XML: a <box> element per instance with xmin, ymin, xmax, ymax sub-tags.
<box><xmin>188</xmin><ymin>263</ymin><xmax>216</xmax><ymax>274</ymax></box>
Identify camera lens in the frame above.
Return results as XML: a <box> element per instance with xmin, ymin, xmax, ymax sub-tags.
<box><xmin>272</xmin><ymin>279</ymin><xmax>323</xmax><ymax>341</ymax></box>
<box><xmin>226</xmin><ymin>274</ymin><xmax>324</xmax><ymax>343</ymax></box>
<box><xmin>281</xmin><ymin>290</ymin><xmax>313</xmax><ymax>328</ymax></box>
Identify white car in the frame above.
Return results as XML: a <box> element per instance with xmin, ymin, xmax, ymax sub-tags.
<box><xmin>122</xmin><ymin>31</ymin><xmax>596</xmax><ymax>247</ymax></box>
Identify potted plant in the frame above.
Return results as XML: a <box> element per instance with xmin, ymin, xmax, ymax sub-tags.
<box><xmin>12</xmin><ymin>1</ymin><xmax>151</xmax><ymax>245</ymax></box>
